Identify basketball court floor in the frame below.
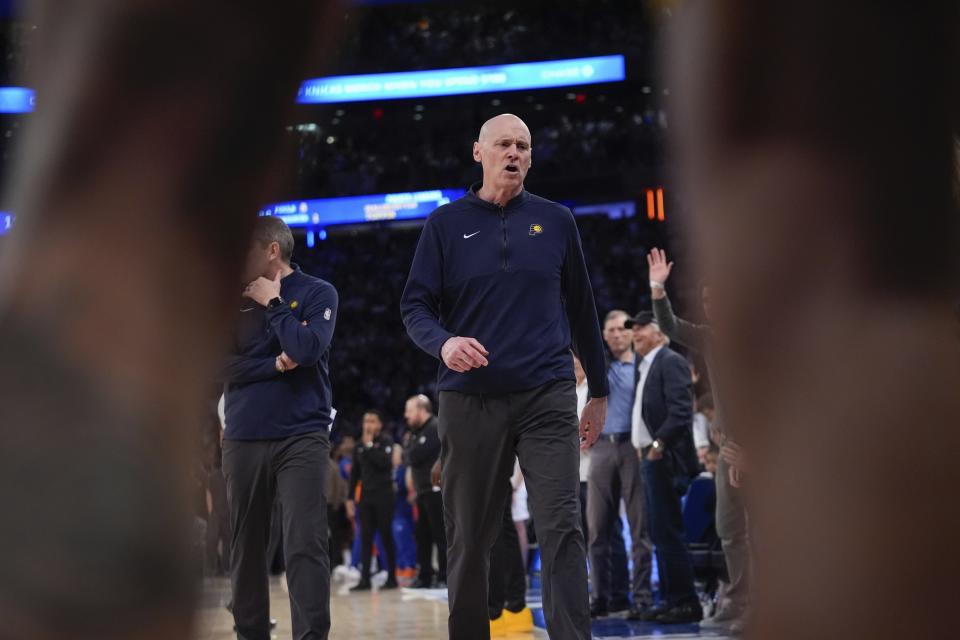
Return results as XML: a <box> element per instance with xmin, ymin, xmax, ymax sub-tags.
<box><xmin>195</xmin><ymin>577</ymin><xmax>734</xmax><ymax>640</ymax></box>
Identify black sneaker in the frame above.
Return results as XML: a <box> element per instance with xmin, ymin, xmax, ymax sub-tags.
<box><xmin>589</xmin><ymin>599</ymin><xmax>609</xmax><ymax>618</ymax></box>
<box><xmin>408</xmin><ymin>578</ymin><xmax>433</xmax><ymax>589</ymax></box>
<box><xmin>655</xmin><ymin>601</ymin><xmax>703</xmax><ymax>625</ymax></box>
<box><xmin>381</xmin><ymin>577</ymin><xmax>399</xmax><ymax>590</ymax></box>
<box><xmin>350</xmin><ymin>580</ymin><xmax>372</xmax><ymax>592</ymax></box>
<box><xmin>627</xmin><ymin>604</ymin><xmax>663</xmax><ymax>622</ymax></box>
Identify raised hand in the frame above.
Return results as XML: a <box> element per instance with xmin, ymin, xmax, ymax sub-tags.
<box><xmin>647</xmin><ymin>247</ymin><xmax>674</xmax><ymax>286</ymax></box>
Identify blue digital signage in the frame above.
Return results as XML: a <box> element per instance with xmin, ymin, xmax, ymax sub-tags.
<box><xmin>297</xmin><ymin>55</ymin><xmax>626</xmax><ymax>104</ymax></box>
<box><xmin>0</xmin><ymin>212</ymin><xmax>14</xmax><ymax>235</ymax></box>
<box><xmin>258</xmin><ymin>189</ymin><xmax>465</xmax><ymax>228</ymax></box>
<box><xmin>0</xmin><ymin>87</ymin><xmax>34</xmax><ymax>114</ymax></box>
<box><xmin>259</xmin><ymin>191</ymin><xmax>637</xmax><ymax>233</ymax></box>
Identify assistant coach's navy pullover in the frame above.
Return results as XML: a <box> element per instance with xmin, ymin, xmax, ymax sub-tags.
<box><xmin>222</xmin><ymin>266</ymin><xmax>338</xmax><ymax>440</ymax></box>
<box><xmin>401</xmin><ymin>184</ymin><xmax>609</xmax><ymax>398</ymax></box>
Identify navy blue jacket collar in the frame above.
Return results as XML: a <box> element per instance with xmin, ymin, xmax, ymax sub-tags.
<box><xmin>467</xmin><ymin>181</ymin><xmax>529</xmax><ymax>211</ymax></box>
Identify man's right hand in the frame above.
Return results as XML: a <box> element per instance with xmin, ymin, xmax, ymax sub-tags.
<box><xmin>430</xmin><ymin>460</ymin><xmax>441</xmax><ymax>487</ymax></box>
<box><xmin>647</xmin><ymin>247</ymin><xmax>674</xmax><ymax>286</ymax></box>
<box><xmin>441</xmin><ymin>336</ymin><xmax>489</xmax><ymax>372</ymax></box>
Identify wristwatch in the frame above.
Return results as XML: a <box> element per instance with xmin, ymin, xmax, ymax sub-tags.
<box><xmin>651</xmin><ymin>439</ymin><xmax>664</xmax><ymax>451</ymax></box>
<box><xmin>267</xmin><ymin>295</ymin><xmax>285</xmax><ymax>310</ymax></box>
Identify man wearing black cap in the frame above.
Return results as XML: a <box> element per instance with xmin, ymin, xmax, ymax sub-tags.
<box><xmin>401</xmin><ymin>113</ymin><xmax>609</xmax><ymax>640</ymax></box>
<box><xmin>626</xmin><ymin>311</ymin><xmax>701</xmax><ymax>624</ymax></box>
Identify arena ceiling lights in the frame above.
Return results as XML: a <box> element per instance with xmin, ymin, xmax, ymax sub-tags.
<box><xmin>296</xmin><ymin>55</ymin><xmax>627</xmax><ymax>104</ymax></box>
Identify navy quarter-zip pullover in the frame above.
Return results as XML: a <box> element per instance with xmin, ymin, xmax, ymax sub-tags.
<box><xmin>222</xmin><ymin>265</ymin><xmax>338</xmax><ymax>440</ymax></box>
<box><xmin>401</xmin><ymin>183</ymin><xmax>609</xmax><ymax>398</ymax></box>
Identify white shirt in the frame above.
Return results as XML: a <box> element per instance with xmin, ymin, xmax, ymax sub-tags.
<box><xmin>631</xmin><ymin>345</ymin><xmax>664</xmax><ymax>449</ymax></box>
<box><xmin>693</xmin><ymin>412</ymin><xmax>710</xmax><ymax>450</ymax></box>
<box><xmin>576</xmin><ymin>380</ymin><xmax>590</xmax><ymax>482</ymax></box>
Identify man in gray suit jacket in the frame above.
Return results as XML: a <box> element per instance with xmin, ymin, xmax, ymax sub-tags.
<box><xmin>648</xmin><ymin>248</ymin><xmax>750</xmax><ymax>629</ymax></box>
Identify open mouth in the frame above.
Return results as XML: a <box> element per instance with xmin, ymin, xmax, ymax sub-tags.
<box><xmin>505</xmin><ymin>164</ymin><xmax>519</xmax><ymax>174</ymax></box>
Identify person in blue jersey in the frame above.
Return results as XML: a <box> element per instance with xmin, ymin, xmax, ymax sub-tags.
<box><xmin>401</xmin><ymin>114</ymin><xmax>609</xmax><ymax>640</ymax></box>
<box><xmin>220</xmin><ymin>216</ymin><xmax>338</xmax><ymax>640</ymax></box>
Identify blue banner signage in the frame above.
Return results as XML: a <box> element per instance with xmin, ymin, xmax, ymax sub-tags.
<box><xmin>258</xmin><ymin>189</ymin><xmax>466</xmax><ymax>227</ymax></box>
<box><xmin>297</xmin><ymin>55</ymin><xmax>626</xmax><ymax>104</ymax></box>
<box><xmin>259</xmin><ymin>191</ymin><xmax>637</xmax><ymax>232</ymax></box>
<box><xmin>0</xmin><ymin>87</ymin><xmax>34</xmax><ymax>114</ymax></box>
<box><xmin>0</xmin><ymin>212</ymin><xmax>14</xmax><ymax>235</ymax></box>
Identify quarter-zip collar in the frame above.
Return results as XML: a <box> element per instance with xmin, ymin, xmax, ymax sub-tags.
<box><xmin>467</xmin><ymin>181</ymin><xmax>529</xmax><ymax>212</ymax></box>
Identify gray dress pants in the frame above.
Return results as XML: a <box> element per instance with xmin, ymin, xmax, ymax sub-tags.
<box><xmin>586</xmin><ymin>438</ymin><xmax>653</xmax><ymax>606</ymax></box>
<box><xmin>439</xmin><ymin>380</ymin><xmax>590</xmax><ymax>640</ymax></box>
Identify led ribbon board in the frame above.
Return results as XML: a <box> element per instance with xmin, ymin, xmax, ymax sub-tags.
<box><xmin>0</xmin><ymin>212</ymin><xmax>13</xmax><ymax>235</ymax></box>
<box><xmin>258</xmin><ymin>189</ymin><xmax>466</xmax><ymax>227</ymax></box>
<box><xmin>259</xmin><ymin>192</ymin><xmax>637</xmax><ymax>230</ymax></box>
<box><xmin>0</xmin><ymin>87</ymin><xmax>34</xmax><ymax>113</ymax></box>
<box><xmin>297</xmin><ymin>55</ymin><xmax>626</xmax><ymax>104</ymax></box>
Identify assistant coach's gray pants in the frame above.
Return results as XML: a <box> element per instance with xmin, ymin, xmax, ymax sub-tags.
<box><xmin>587</xmin><ymin>438</ymin><xmax>653</xmax><ymax>606</ymax></box>
<box><xmin>716</xmin><ymin>454</ymin><xmax>750</xmax><ymax>614</ymax></box>
<box><xmin>222</xmin><ymin>431</ymin><xmax>331</xmax><ymax>640</ymax></box>
<box><xmin>439</xmin><ymin>380</ymin><xmax>590</xmax><ymax>640</ymax></box>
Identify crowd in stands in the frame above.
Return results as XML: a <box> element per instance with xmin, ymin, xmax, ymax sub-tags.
<box><xmin>290</xmin><ymin>95</ymin><xmax>667</xmax><ymax>201</ymax></box>
<box><xmin>323</xmin><ymin>0</ymin><xmax>656</xmax><ymax>76</ymax></box>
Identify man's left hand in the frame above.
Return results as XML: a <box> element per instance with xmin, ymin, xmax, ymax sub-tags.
<box><xmin>243</xmin><ymin>270</ymin><xmax>282</xmax><ymax>307</ymax></box>
<box><xmin>579</xmin><ymin>397</ymin><xmax>607</xmax><ymax>450</ymax></box>
<box><xmin>646</xmin><ymin>446</ymin><xmax>664</xmax><ymax>461</ymax></box>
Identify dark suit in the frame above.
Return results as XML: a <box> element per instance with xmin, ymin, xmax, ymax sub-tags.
<box><xmin>637</xmin><ymin>345</ymin><xmax>698</xmax><ymax>608</ymax></box>
<box><xmin>405</xmin><ymin>416</ymin><xmax>447</xmax><ymax>583</ymax></box>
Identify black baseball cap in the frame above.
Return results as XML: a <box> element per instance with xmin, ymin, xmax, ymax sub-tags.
<box><xmin>624</xmin><ymin>310</ymin><xmax>656</xmax><ymax>329</ymax></box>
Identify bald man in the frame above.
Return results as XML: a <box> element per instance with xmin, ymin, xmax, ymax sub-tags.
<box><xmin>401</xmin><ymin>114</ymin><xmax>609</xmax><ymax>640</ymax></box>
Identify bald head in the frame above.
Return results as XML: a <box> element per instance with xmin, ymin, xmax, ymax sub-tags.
<box><xmin>478</xmin><ymin>113</ymin><xmax>531</xmax><ymax>144</ymax></box>
<box><xmin>404</xmin><ymin>394</ymin><xmax>433</xmax><ymax>429</ymax></box>
<box><xmin>473</xmin><ymin>113</ymin><xmax>533</xmax><ymax>203</ymax></box>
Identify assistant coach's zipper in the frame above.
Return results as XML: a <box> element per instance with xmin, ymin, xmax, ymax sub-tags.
<box><xmin>499</xmin><ymin>206</ymin><xmax>508</xmax><ymax>271</ymax></box>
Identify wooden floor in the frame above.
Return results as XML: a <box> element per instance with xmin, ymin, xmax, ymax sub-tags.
<box><xmin>194</xmin><ymin>574</ymin><xmax>732</xmax><ymax>640</ymax></box>
<box><xmin>195</xmin><ymin>576</ymin><xmax>465</xmax><ymax>640</ymax></box>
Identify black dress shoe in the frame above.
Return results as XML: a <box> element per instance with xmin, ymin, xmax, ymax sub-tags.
<box><xmin>232</xmin><ymin>619</ymin><xmax>277</xmax><ymax>632</ymax></box>
<box><xmin>609</xmin><ymin>597</ymin><xmax>632</xmax><ymax>614</ymax></box>
<box><xmin>589</xmin><ymin>599</ymin><xmax>609</xmax><ymax>618</ymax></box>
<box><xmin>381</xmin><ymin>577</ymin><xmax>399</xmax><ymax>590</ymax></box>
<box><xmin>626</xmin><ymin>605</ymin><xmax>663</xmax><ymax>622</ymax></box>
<box><xmin>350</xmin><ymin>580</ymin><xmax>372</xmax><ymax>592</ymax></box>
<box><xmin>409</xmin><ymin>578</ymin><xmax>433</xmax><ymax>589</ymax></box>
<box><xmin>655</xmin><ymin>601</ymin><xmax>703</xmax><ymax>624</ymax></box>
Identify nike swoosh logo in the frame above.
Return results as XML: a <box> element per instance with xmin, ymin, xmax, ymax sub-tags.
<box><xmin>463</xmin><ymin>231</ymin><xmax>480</xmax><ymax>239</ymax></box>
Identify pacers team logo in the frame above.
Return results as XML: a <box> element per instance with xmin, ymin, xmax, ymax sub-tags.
<box><xmin>529</xmin><ymin>223</ymin><xmax>544</xmax><ymax>236</ymax></box>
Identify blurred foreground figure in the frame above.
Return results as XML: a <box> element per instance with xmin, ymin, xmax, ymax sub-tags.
<box><xmin>0</xmin><ymin>2</ymin><xmax>330</xmax><ymax>638</ymax></box>
<box><xmin>670</xmin><ymin>2</ymin><xmax>960</xmax><ymax>638</ymax></box>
